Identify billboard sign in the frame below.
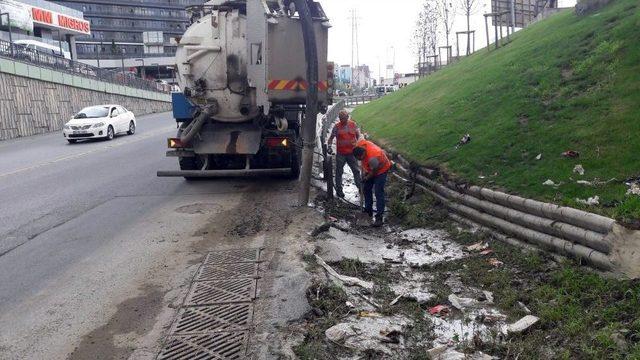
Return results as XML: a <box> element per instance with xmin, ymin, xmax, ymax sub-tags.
<box><xmin>0</xmin><ymin>0</ymin><xmax>34</xmax><ymax>33</ymax></box>
<box><xmin>31</xmin><ymin>6</ymin><xmax>90</xmax><ymax>35</ymax></box>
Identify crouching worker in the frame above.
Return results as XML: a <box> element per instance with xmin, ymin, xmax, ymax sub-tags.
<box><xmin>352</xmin><ymin>139</ymin><xmax>392</xmax><ymax>227</ymax></box>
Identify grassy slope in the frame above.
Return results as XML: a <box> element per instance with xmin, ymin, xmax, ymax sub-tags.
<box><xmin>354</xmin><ymin>0</ymin><xmax>640</xmax><ymax>220</ymax></box>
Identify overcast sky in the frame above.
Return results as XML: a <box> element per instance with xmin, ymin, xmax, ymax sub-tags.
<box><xmin>320</xmin><ymin>0</ymin><xmax>577</xmax><ymax>79</ymax></box>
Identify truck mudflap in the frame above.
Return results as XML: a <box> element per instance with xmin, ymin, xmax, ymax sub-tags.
<box><xmin>157</xmin><ymin>168</ymin><xmax>292</xmax><ymax>178</ymax></box>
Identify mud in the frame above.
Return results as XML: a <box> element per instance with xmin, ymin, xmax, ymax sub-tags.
<box><xmin>67</xmin><ymin>284</ymin><xmax>165</xmax><ymax>360</ymax></box>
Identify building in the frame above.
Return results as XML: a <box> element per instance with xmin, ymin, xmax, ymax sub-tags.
<box><xmin>0</xmin><ymin>0</ymin><xmax>89</xmax><ymax>59</ymax></box>
<box><xmin>50</xmin><ymin>0</ymin><xmax>205</xmax><ymax>80</ymax></box>
<box><xmin>337</xmin><ymin>65</ymin><xmax>351</xmax><ymax>84</ymax></box>
<box><xmin>352</xmin><ymin>64</ymin><xmax>371</xmax><ymax>89</ymax></box>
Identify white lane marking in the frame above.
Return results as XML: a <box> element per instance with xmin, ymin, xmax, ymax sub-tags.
<box><xmin>0</xmin><ymin>126</ymin><xmax>175</xmax><ymax>179</ymax></box>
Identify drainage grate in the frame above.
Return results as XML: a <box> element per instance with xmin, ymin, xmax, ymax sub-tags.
<box><xmin>195</xmin><ymin>262</ymin><xmax>258</xmax><ymax>282</ymax></box>
<box><xmin>204</xmin><ymin>249</ymin><xmax>260</xmax><ymax>265</ymax></box>
<box><xmin>158</xmin><ymin>332</ymin><xmax>248</xmax><ymax>360</ymax></box>
<box><xmin>185</xmin><ymin>278</ymin><xmax>256</xmax><ymax>306</ymax></box>
<box><xmin>172</xmin><ymin>303</ymin><xmax>253</xmax><ymax>334</ymax></box>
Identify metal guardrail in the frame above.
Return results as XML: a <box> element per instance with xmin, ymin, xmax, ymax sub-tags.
<box><xmin>0</xmin><ymin>39</ymin><xmax>168</xmax><ymax>93</ymax></box>
<box><xmin>340</xmin><ymin>94</ymin><xmax>383</xmax><ymax>106</ymax></box>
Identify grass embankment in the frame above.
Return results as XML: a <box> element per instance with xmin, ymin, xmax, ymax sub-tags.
<box><xmin>354</xmin><ymin>0</ymin><xmax>640</xmax><ymax>221</ymax></box>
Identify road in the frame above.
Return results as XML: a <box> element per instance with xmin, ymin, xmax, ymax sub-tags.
<box><xmin>0</xmin><ymin>112</ymin><xmax>316</xmax><ymax>359</ymax></box>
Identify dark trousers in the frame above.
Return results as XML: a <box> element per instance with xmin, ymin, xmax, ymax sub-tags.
<box><xmin>335</xmin><ymin>153</ymin><xmax>362</xmax><ymax>192</ymax></box>
<box><xmin>363</xmin><ymin>171</ymin><xmax>387</xmax><ymax>217</ymax></box>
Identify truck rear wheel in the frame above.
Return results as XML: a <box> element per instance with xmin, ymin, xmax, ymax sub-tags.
<box><xmin>179</xmin><ymin>157</ymin><xmax>203</xmax><ymax>181</ymax></box>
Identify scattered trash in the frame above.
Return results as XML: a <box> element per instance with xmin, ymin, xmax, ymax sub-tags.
<box><xmin>482</xmin><ymin>291</ymin><xmax>494</xmax><ymax>304</ymax></box>
<box><xmin>576</xmin><ymin>196</ymin><xmax>600</xmax><ymax>206</ymax></box>
<box><xmin>577</xmin><ymin>180</ymin><xmax>593</xmax><ymax>186</ymax></box>
<box><xmin>426</xmin><ymin>345</ymin><xmax>496</xmax><ymax>360</ymax></box>
<box><xmin>488</xmin><ymin>258</ymin><xmax>504</xmax><ymax>267</ymax></box>
<box><xmin>466</xmin><ymin>242</ymin><xmax>489</xmax><ymax>252</ymax></box>
<box><xmin>535</xmin><ymin>153</ymin><xmax>542</xmax><ymax>160</ymax></box>
<box><xmin>358</xmin><ymin>311</ymin><xmax>382</xmax><ymax>318</ymax></box>
<box><xmin>543</xmin><ymin>179</ymin><xmax>561</xmax><ymax>187</ymax></box>
<box><xmin>314</xmin><ymin>255</ymin><xmax>374</xmax><ymax>290</ymax></box>
<box><xmin>346</xmin><ymin>301</ymin><xmax>355</xmax><ymax>308</ymax></box>
<box><xmin>627</xmin><ymin>183</ymin><xmax>640</xmax><ymax>196</ymax></box>
<box><xmin>573</xmin><ymin>164</ymin><xmax>585</xmax><ymax>176</ymax></box>
<box><xmin>324</xmin><ymin>316</ymin><xmax>410</xmax><ymax>354</ymax></box>
<box><xmin>456</xmin><ymin>134</ymin><xmax>472</xmax><ymax>149</ymax></box>
<box><xmin>562</xmin><ymin>150</ymin><xmax>580</xmax><ymax>158</ymax></box>
<box><xmin>517</xmin><ymin>301</ymin><xmax>532</xmax><ymax>314</ymax></box>
<box><xmin>428</xmin><ymin>305</ymin><xmax>451</xmax><ymax>316</ymax></box>
<box><xmin>479</xmin><ymin>312</ymin><xmax>507</xmax><ymax>325</ymax></box>
<box><xmin>504</xmin><ymin>315</ymin><xmax>540</xmax><ymax>334</ymax></box>
<box><xmin>389</xmin><ymin>293</ymin><xmax>404</xmax><ymax>306</ymax></box>
<box><xmin>479</xmin><ymin>249</ymin><xmax>494</xmax><ymax>256</ymax></box>
<box><xmin>448</xmin><ymin>294</ymin><xmax>480</xmax><ymax>310</ymax></box>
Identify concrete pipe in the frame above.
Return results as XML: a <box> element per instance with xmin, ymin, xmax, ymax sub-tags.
<box><xmin>419</xmin><ymin>176</ymin><xmax>612</xmax><ymax>254</ymax></box>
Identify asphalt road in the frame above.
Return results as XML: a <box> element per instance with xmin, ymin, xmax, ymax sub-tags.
<box><xmin>0</xmin><ymin>112</ymin><xmax>294</xmax><ymax>359</ymax></box>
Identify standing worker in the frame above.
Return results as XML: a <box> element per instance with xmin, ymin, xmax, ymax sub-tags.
<box><xmin>327</xmin><ymin>110</ymin><xmax>362</xmax><ymax>198</ymax></box>
<box><xmin>352</xmin><ymin>139</ymin><xmax>391</xmax><ymax>227</ymax></box>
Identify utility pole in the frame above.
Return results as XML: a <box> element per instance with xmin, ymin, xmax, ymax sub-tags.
<box><xmin>296</xmin><ymin>0</ymin><xmax>319</xmax><ymax>206</ymax></box>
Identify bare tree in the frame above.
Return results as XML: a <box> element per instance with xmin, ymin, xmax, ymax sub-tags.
<box><xmin>436</xmin><ymin>0</ymin><xmax>456</xmax><ymax>51</ymax></box>
<box><xmin>458</xmin><ymin>0</ymin><xmax>481</xmax><ymax>55</ymax></box>
<box><xmin>413</xmin><ymin>0</ymin><xmax>439</xmax><ymax>77</ymax></box>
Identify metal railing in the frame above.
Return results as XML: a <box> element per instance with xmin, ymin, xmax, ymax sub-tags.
<box><xmin>0</xmin><ymin>38</ymin><xmax>169</xmax><ymax>93</ymax></box>
<box><xmin>341</xmin><ymin>94</ymin><xmax>383</xmax><ymax>106</ymax></box>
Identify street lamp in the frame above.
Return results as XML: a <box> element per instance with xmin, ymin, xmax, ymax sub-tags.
<box><xmin>0</xmin><ymin>12</ymin><xmax>13</xmax><ymax>56</ymax></box>
<box><xmin>120</xmin><ymin>48</ymin><xmax>126</xmax><ymax>84</ymax></box>
<box><xmin>53</xmin><ymin>29</ymin><xmax>64</xmax><ymax>58</ymax></box>
<box><xmin>135</xmin><ymin>58</ymin><xmax>145</xmax><ymax>79</ymax></box>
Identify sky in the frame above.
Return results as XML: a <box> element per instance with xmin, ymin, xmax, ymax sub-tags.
<box><xmin>320</xmin><ymin>0</ymin><xmax>577</xmax><ymax>79</ymax></box>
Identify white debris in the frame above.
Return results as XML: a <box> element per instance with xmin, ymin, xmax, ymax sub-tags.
<box><xmin>517</xmin><ymin>301</ymin><xmax>532</xmax><ymax>314</ymax></box>
<box><xmin>577</xmin><ymin>180</ymin><xmax>593</xmax><ymax>186</ymax></box>
<box><xmin>315</xmin><ymin>255</ymin><xmax>374</xmax><ymax>290</ymax></box>
<box><xmin>382</xmin><ymin>229</ymin><xmax>467</xmax><ymax>268</ymax></box>
<box><xmin>576</xmin><ymin>196</ymin><xmax>600</xmax><ymax>206</ymax></box>
<box><xmin>427</xmin><ymin>345</ymin><xmax>496</xmax><ymax>360</ymax></box>
<box><xmin>543</xmin><ymin>179</ymin><xmax>561</xmax><ymax>187</ymax></box>
<box><xmin>535</xmin><ymin>153</ymin><xmax>542</xmax><ymax>160</ymax></box>
<box><xmin>482</xmin><ymin>291</ymin><xmax>494</xmax><ymax>304</ymax></box>
<box><xmin>627</xmin><ymin>183</ymin><xmax>640</xmax><ymax>196</ymax></box>
<box><xmin>325</xmin><ymin>316</ymin><xmax>411</xmax><ymax>354</ymax></box>
<box><xmin>504</xmin><ymin>315</ymin><xmax>540</xmax><ymax>334</ymax></box>
<box><xmin>466</xmin><ymin>242</ymin><xmax>489</xmax><ymax>252</ymax></box>
<box><xmin>573</xmin><ymin>164</ymin><xmax>585</xmax><ymax>176</ymax></box>
<box><xmin>448</xmin><ymin>294</ymin><xmax>480</xmax><ymax>310</ymax></box>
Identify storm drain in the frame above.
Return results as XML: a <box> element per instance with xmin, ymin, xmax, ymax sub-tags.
<box><xmin>185</xmin><ymin>278</ymin><xmax>256</xmax><ymax>306</ymax></box>
<box><xmin>158</xmin><ymin>248</ymin><xmax>262</xmax><ymax>360</ymax></box>
<box><xmin>195</xmin><ymin>262</ymin><xmax>259</xmax><ymax>282</ymax></box>
<box><xmin>158</xmin><ymin>332</ymin><xmax>249</xmax><ymax>360</ymax></box>
<box><xmin>172</xmin><ymin>303</ymin><xmax>253</xmax><ymax>334</ymax></box>
<box><xmin>204</xmin><ymin>249</ymin><xmax>260</xmax><ymax>264</ymax></box>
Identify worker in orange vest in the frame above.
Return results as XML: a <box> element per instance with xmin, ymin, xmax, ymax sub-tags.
<box><xmin>352</xmin><ymin>139</ymin><xmax>392</xmax><ymax>227</ymax></box>
<box><xmin>327</xmin><ymin>110</ymin><xmax>362</xmax><ymax>198</ymax></box>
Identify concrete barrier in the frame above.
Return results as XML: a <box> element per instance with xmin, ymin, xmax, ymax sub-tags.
<box><xmin>0</xmin><ymin>58</ymin><xmax>171</xmax><ymax>141</ymax></box>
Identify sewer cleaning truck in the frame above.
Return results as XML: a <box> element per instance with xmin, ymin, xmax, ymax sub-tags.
<box><xmin>157</xmin><ymin>0</ymin><xmax>332</xmax><ymax>179</ymax></box>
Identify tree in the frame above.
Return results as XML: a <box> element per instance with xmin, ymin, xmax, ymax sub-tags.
<box><xmin>436</xmin><ymin>0</ymin><xmax>456</xmax><ymax>52</ymax></box>
<box><xmin>413</xmin><ymin>0</ymin><xmax>439</xmax><ymax>77</ymax></box>
<box><xmin>458</xmin><ymin>0</ymin><xmax>481</xmax><ymax>55</ymax></box>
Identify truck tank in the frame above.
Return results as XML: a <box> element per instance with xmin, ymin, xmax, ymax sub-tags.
<box><xmin>158</xmin><ymin>0</ymin><xmax>333</xmax><ymax>179</ymax></box>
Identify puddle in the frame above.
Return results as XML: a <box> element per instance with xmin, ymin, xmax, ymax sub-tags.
<box><xmin>381</xmin><ymin>229</ymin><xmax>467</xmax><ymax>268</ymax></box>
<box><xmin>325</xmin><ymin>315</ymin><xmax>411</xmax><ymax>355</ymax></box>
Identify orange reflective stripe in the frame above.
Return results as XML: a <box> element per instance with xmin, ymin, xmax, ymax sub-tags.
<box><xmin>357</xmin><ymin>140</ymin><xmax>391</xmax><ymax>176</ymax></box>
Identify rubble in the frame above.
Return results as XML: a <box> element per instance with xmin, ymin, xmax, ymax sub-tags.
<box><xmin>503</xmin><ymin>315</ymin><xmax>540</xmax><ymax>334</ymax></box>
<box><xmin>426</xmin><ymin>345</ymin><xmax>496</xmax><ymax>360</ymax></box>
<box><xmin>543</xmin><ymin>179</ymin><xmax>561</xmax><ymax>187</ymax></box>
<box><xmin>576</xmin><ymin>196</ymin><xmax>600</xmax><ymax>206</ymax></box>
<box><xmin>573</xmin><ymin>164</ymin><xmax>585</xmax><ymax>176</ymax></box>
<box><xmin>324</xmin><ymin>316</ymin><xmax>411</xmax><ymax>354</ymax></box>
<box><xmin>315</xmin><ymin>255</ymin><xmax>374</xmax><ymax>290</ymax></box>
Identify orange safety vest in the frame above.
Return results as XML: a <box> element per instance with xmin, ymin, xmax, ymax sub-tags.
<box><xmin>357</xmin><ymin>139</ymin><xmax>392</xmax><ymax>176</ymax></box>
<box><xmin>335</xmin><ymin>120</ymin><xmax>359</xmax><ymax>155</ymax></box>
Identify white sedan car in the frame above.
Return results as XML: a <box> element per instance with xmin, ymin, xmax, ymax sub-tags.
<box><xmin>63</xmin><ymin>105</ymin><xmax>136</xmax><ymax>144</ymax></box>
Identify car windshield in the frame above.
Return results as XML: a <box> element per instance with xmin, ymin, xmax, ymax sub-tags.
<box><xmin>74</xmin><ymin>106</ymin><xmax>110</xmax><ymax>119</ymax></box>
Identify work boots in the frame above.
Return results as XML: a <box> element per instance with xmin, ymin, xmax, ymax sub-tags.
<box><xmin>373</xmin><ymin>214</ymin><xmax>384</xmax><ymax>227</ymax></box>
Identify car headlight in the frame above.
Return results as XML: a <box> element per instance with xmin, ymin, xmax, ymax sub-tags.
<box><xmin>93</xmin><ymin>122</ymin><xmax>105</xmax><ymax>128</ymax></box>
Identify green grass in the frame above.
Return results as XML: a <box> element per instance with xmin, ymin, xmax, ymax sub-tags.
<box><xmin>354</xmin><ymin>0</ymin><xmax>640</xmax><ymax>220</ymax></box>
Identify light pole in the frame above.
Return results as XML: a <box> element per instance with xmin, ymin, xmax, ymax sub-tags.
<box><xmin>120</xmin><ymin>48</ymin><xmax>126</xmax><ymax>84</ymax></box>
<box><xmin>0</xmin><ymin>12</ymin><xmax>13</xmax><ymax>56</ymax></box>
<box><xmin>135</xmin><ymin>58</ymin><xmax>145</xmax><ymax>79</ymax></box>
<box><xmin>53</xmin><ymin>29</ymin><xmax>64</xmax><ymax>58</ymax></box>
<box><xmin>96</xmin><ymin>40</ymin><xmax>102</xmax><ymax>69</ymax></box>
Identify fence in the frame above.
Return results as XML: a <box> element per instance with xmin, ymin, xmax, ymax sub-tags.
<box><xmin>342</xmin><ymin>94</ymin><xmax>383</xmax><ymax>107</ymax></box>
<box><xmin>0</xmin><ymin>39</ymin><xmax>168</xmax><ymax>93</ymax></box>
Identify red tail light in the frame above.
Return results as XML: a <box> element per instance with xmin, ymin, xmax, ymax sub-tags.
<box><xmin>168</xmin><ymin>138</ymin><xmax>188</xmax><ymax>148</ymax></box>
<box><xmin>266</xmin><ymin>137</ymin><xmax>289</xmax><ymax>148</ymax></box>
